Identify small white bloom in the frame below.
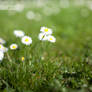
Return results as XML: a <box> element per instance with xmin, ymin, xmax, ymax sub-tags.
<box><xmin>21</xmin><ymin>36</ymin><xmax>32</xmax><ymax>45</ymax></box>
<box><xmin>48</xmin><ymin>35</ymin><xmax>56</xmax><ymax>43</ymax></box>
<box><xmin>38</xmin><ymin>33</ymin><xmax>48</xmax><ymax>41</ymax></box>
<box><xmin>26</xmin><ymin>11</ymin><xmax>35</xmax><ymax>20</ymax></box>
<box><xmin>0</xmin><ymin>38</ymin><xmax>6</xmax><ymax>44</ymax></box>
<box><xmin>14</xmin><ymin>4</ymin><xmax>24</xmax><ymax>12</ymax></box>
<box><xmin>10</xmin><ymin>44</ymin><xmax>18</xmax><ymax>50</ymax></box>
<box><xmin>40</xmin><ymin>27</ymin><xmax>52</xmax><ymax>35</ymax></box>
<box><xmin>0</xmin><ymin>51</ymin><xmax>4</xmax><ymax>61</ymax></box>
<box><xmin>14</xmin><ymin>30</ymin><xmax>25</xmax><ymax>37</ymax></box>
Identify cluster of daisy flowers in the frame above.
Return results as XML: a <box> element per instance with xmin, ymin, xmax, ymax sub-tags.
<box><xmin>0</xmin><ymin>27</ymin><xmax>56</xmax><ymax>62</ymax></box>
<box><xmin>38</xmin><ymin>27</ymin><xmax>56</xmax><ymax>43</ymax></box>
<box><xmin>10</xmin><ymin>30</ymin><xmax>32</xmax><ymax>50</ymax></box>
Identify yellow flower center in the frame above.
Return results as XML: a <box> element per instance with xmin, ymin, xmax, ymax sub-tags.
<box><xmin>12</xmin><ymin>45</ymin><xmax>16</xmax><ymax>49</ymax></box>
<box><xmin>50</xmin><ymin>38</ymin><xmax>53</xmax><ymax>40</ymax></box>
<box><xmin>44</xmin><ymin>28</ymin><xmax>48</xmax><ymax>32</ymax></box>
<box><xmin>0</xmin><ymin>45</ymin><xmax>2</xmax><ymax>48</ymax></box>
<box><xmin>18</xmin><ymin>31</ymin><xmax>22</xmax><ymax>34</ymax></box>
<box><xmin>21</xmin><ymin>57</ymin><xmax>25</xmax><ymax>61</ymax></box>
<box><xmin>25</xmin><ymin>38</ymin><xmax>29</xmax><ymax>42</ymax></box>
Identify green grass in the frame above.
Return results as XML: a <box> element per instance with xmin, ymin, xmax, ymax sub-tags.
<box><xmin>0</xmin><ymin>3</ymin><xmax>92</xmax><ymax>92</ymax></box>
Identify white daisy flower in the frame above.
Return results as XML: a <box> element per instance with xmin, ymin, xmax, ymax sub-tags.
<box><xmin>21</xmin><ymin>36</ymin><xmax>32</xmax><ymax>45</ymax></box>
<box><xmin>14</xmin><ymin>30</ymin><xmax>25</xmax><ymax>37</ymax></box>
<box><xmin>40</xmin><ymin>27</ymin><xmax>52</xmax><ymax>35</ymax></box>
<box><xmin>0</xmin><ymin>38</ymin><xmax>6</xmax><ymax>44</ymax></box>
<box><xmin>0</xmin><ymin>51</ymin><xmax>4</xmax><ymax>61</ymax></box>
<box><xmin>0</xmin><ymin>44</ymin><xmax>8</xmax><ymax>53</ymax></box>
<box><xmin>10</xmin><ymin>44</ymin><xmax>18</xmax><ymax>50</ymax></box>
<box><xmin>38</xmin><ymin>33</ymin><xmax>48</xmax><ymax>41</ymax></box>
<box><xmin>48</xmin><ymin>35</ymin><xmax>56</xmax><ymax>43</ymax></box>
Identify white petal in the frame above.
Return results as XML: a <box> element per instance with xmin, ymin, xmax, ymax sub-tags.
<box><xmin>0</xmin><ymin>51</ymin><xmax>4</xmax><ymax>61</ymax></box>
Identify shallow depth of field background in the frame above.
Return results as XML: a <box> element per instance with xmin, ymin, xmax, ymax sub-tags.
<box><xmin>0</xmin><ymin>0</ymin><xmax>92</xmax><ymax>92</ymax></box>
